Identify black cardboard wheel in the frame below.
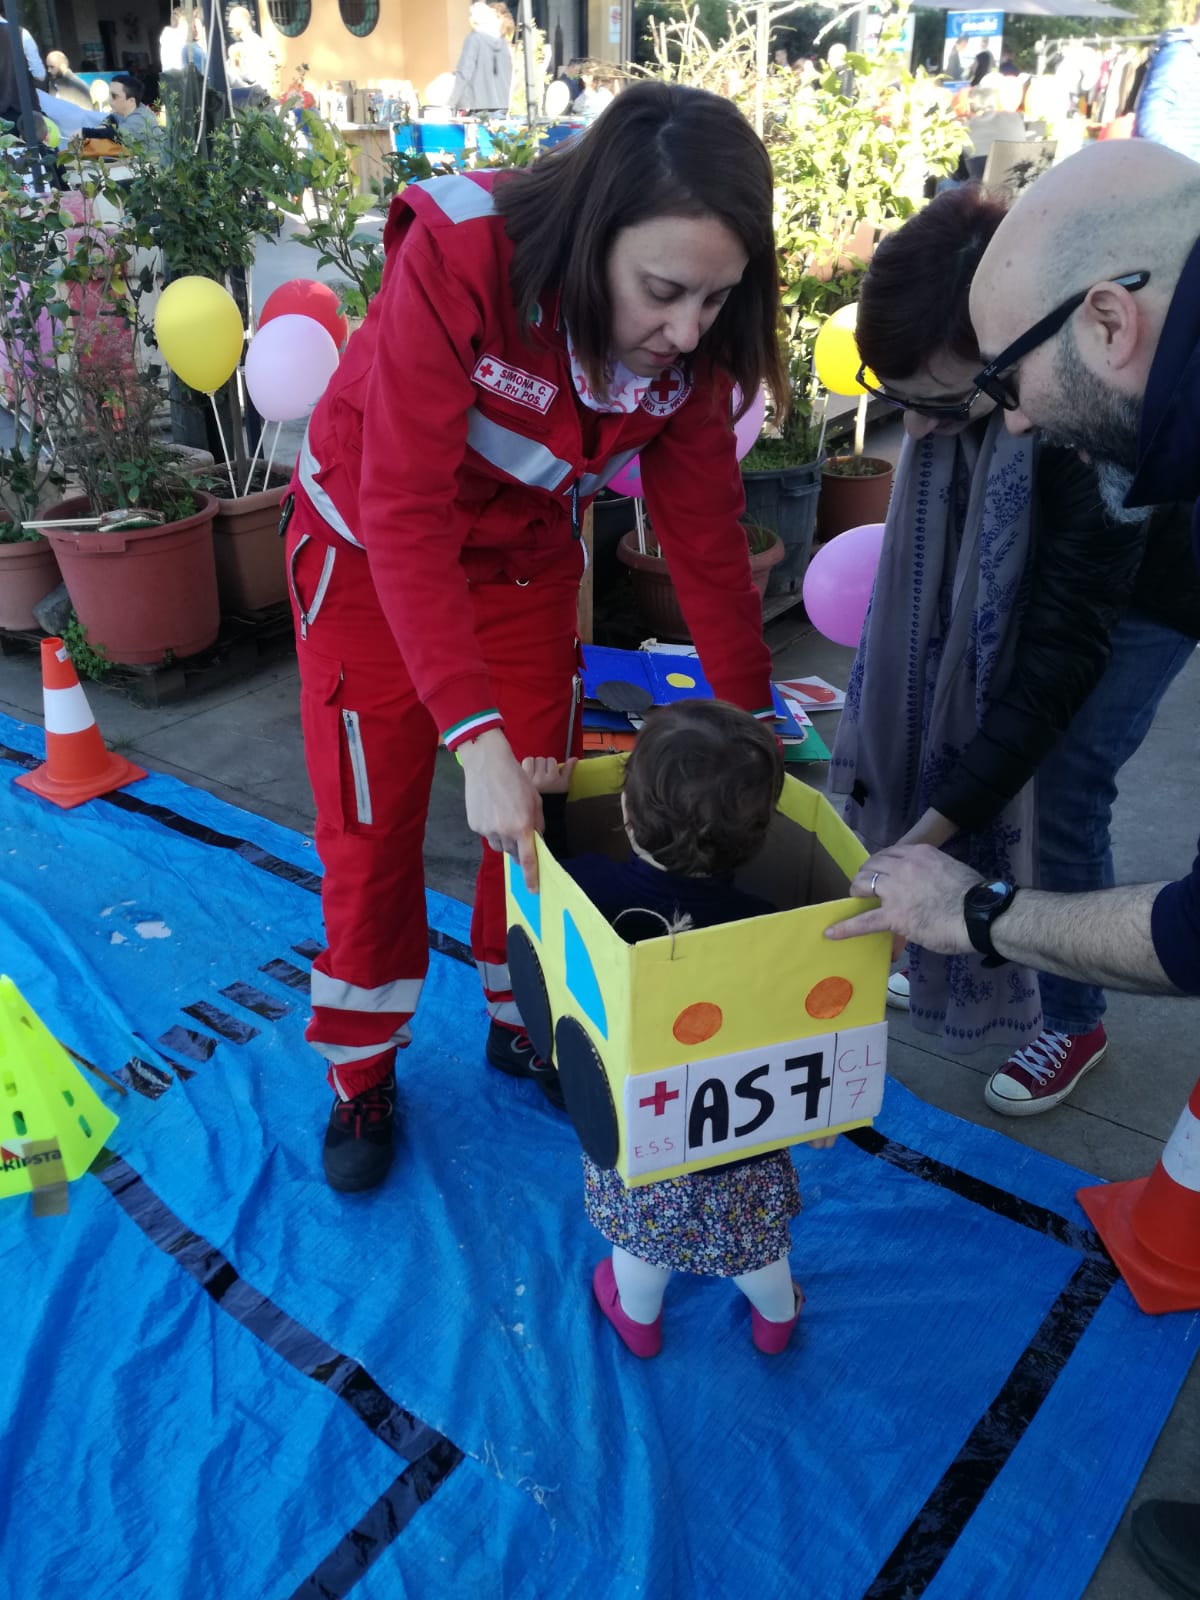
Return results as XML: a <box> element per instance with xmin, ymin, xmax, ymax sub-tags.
<box><xmin>505</xmin><ymin>925</ymin><xmax>553</xmax><ymax>1064</ymax></box>
<box><xmin>554</xmin><ymin>1015</ymin><xmax>619</xmax><ymax>1169</ymax></box>
<box><xmin>594</xmin><ymin>678</ymin><xmax>653</xmax><ymax>717</ymax></box>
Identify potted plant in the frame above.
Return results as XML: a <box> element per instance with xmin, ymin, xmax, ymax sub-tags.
<box><xmin>120</xmin><ymin>102</ymin><xmax>309</xmax><ymax>612</ymax></box>
<box><xmin>39</xmin><ymin>360</ymin><xmax>220</xmax><ymax>667</ymax></box>
<box><xmin>616</xmin><ymin>506</ymin><xmax>783</xmax><ymax>641</ymax></box>
<box><xmin>0</xmin><ymin>146</ymin><xmax>67</xmax><ymax>630</ymax></box>
<box><xmin>740</xmin><ymin>346</ymin><xmax>826</xmax><ymax>598</ymax></box>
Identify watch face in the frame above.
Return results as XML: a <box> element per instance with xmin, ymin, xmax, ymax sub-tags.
<box><xmin>965</xmin><ymin>880</ymin><xmax>1013</xmax><ymax>912</ymax></box>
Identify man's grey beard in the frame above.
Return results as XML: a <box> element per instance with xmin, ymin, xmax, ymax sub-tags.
<box><xmin>1048</xmin><ymin>328</ymin><xmax>1142</xmax><ymax>472</ymax></box>
<box><xmin>1095</xmin><ymin>460</ymin><xmax>1147</xmax><ymax>524</ymax></box>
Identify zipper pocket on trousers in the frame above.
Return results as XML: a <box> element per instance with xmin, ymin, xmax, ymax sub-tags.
<box><xmin>341</xmin><ymin>709</ymin><xmax>374</xmax><ymax>825</ymax></box>
<box><xmin>566</xmin><ymin>671</ymin><xmax>582</xmax><ymax>761</ymax></box>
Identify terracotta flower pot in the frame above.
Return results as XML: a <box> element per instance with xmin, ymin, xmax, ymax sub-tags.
<box><xmin>211</xmin><ymin>470</ymin><xmax>289</xmax><ymax>613</ymax></box>
<box><xmin>816</xmin><ymin>455</ymin><xmax>895</xmax><ymax>544</ymax></box>
<box><xmin>40</xmin><ymin>493</ymin><xmax>220</xmax><ymax>666</ymax></box>
<box><xmin>0</xmin><ymin>535</ymin><xmax>61</xmax><ymax>631</ymax></box>
<box><xmin>617</xmin><ymin>527</ymin><xmax>784</xmax><ymax>642</ymax></box>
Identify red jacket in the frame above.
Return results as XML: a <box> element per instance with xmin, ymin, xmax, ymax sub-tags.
<box><xmin>294</xmin><ymin>170</ymin><xmax>773</xmax><ymax>748</ymax></box>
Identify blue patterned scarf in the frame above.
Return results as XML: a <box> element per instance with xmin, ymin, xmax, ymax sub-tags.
<box><xmin>830</xmin><ymin>411</ymin><xmax>1043</xmax><ymax>1053</ymax></box>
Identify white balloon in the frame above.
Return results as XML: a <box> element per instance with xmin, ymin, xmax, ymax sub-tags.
<box><xmin>244</xmin><ymin>313</ymin><xmax>339</xmax><ymax>423</ymax></box>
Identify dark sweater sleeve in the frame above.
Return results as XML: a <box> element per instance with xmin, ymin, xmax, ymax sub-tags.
<box><xmin>928</xmin><ymin>446</ymin><xmax>1149</xmax><ymax>834</ymax></box>
<box><xmin>1152</xmin><ymin>853</ymin><xmax>1200</xmax><ymax>993</ymax></box>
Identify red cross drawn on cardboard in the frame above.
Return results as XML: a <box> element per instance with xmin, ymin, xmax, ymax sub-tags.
<box><xmin>639</xmin><ymin>1080</ymin><xmax>680</xmax><ymax>1117</ymax></box>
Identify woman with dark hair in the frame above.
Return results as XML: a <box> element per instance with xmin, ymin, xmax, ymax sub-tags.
<box><xmin>832</xmin><ymin>183</ymin><xmax>1200</xmax><ymax>1114</ymax></box>
<box><xmin>287</xmin><ymin>83</ymin><xmax>788</xmax><ymax>1193</ymax></box>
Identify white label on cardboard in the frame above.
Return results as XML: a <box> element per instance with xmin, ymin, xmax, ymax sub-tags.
<box><xmin>828</xmin><ymin>1021</ymin><xmax>888</xmax><ymax>1127</ymax></box>
<box><xmin>624</xmin><ymin>1022</ymin><xmax>888</xmax><ymax>1178</ymax></box>
<box><xmin>472</xmin><ymin>354</ymin><xmax>558</xmax><ymax>414</ymax></box>
<box><xmin>624</xmin><ymin>1064</ymin><xmax>688</xmax><ymax>1176</ymax></box>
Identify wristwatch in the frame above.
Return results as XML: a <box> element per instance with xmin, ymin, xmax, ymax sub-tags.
<box><xmin>963</xmin><ymin>879</ymin><xmax>1018</xmax><ymax>968</ymax></box>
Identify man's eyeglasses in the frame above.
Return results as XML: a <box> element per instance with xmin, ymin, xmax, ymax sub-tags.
<box><xmin>854</xmin><ymin>364</ymin><xmax>980</xmax><ymax>422</ymax></box>
<box><xmin>973</xmin><ymin>270</ymin><xmax>1150</xmax><ymax>412</ymax></box>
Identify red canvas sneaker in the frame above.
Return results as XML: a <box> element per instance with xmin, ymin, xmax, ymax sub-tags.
<box><xmin>985</xmin><ymin>1024</ymin><xmax>1108</xmax><ymax>1117</ymax></box>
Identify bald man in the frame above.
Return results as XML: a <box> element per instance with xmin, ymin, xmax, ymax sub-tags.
<box><xmin>829</xmin><ymin>139</ymin><xmax>1200</xmax><ymax>1003</ymax></box>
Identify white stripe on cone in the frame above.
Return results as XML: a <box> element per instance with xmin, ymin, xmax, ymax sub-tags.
<box><xmin>43</xmin><ymin>683</ymin><xmax>97</xmax><ymax>737</ymax></box>
<box><xmin>1162</xmin><ymin>1101</ymin><xmax>1200</xmax><ymax>1191</ymax></box>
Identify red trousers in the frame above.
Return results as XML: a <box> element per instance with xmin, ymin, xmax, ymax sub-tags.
<box><xmin>287</xmin><ymin>518</ymin><xmax>582</xmax><ymax>1099</ymax></box>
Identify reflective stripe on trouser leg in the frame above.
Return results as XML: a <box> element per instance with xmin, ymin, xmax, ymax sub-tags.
<box><xmin>478</xmin><ymin>960</ymin><xmax>522</xmax><ymax>1029</ymax></box>
<box><xmin>467</xmin><ymin>569</ymin><xmax>583</xmax><ymax>1026</ymax></box>
<box><xmin>288</xmin><ymin>518</ymin><xmax>439</xmax><ymax>1100</ymax></box>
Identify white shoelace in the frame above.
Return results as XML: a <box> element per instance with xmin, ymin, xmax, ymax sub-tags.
<box><xmin>1008</xmin><ymin>1030</ymin><xmax>1072</xmax><ymax>1084</ymax></box>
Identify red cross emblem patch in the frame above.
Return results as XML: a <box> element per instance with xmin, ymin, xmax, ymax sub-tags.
<box><xmin>639</xmin><ymin>363</ymin><xmax>692</xmax><ymax>418</ymax></box>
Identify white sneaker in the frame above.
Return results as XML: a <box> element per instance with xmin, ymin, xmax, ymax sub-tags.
<box><xmin>886</xmin><ymin>970</ymin><xmax>910</xmax><ymax>1011</ymax></box>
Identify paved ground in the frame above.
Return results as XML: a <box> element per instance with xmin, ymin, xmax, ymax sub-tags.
<box><xmin>5</xmin><ymin>221</ymin><xmax>1195</xmax><ymax>1596</ymax></box>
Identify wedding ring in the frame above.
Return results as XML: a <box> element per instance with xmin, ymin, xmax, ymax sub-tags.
<box><xmin>870</xmin><ymin>870</ymin><xmax>881</xmax><ymax>896</ymax></box>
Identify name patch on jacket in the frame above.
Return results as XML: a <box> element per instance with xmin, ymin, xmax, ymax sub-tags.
<box><xmin>640</xmin><ymin>364</ymin><xmax>692</xmax><ymax>418</ymax></box>
<box><xmin>473</xmin><ymin>354</ymin><xmax>558</xmax><ymax>414</ymax></box>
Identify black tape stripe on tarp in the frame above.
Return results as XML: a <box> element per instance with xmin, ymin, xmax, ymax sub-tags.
<box><xmin>94</xmin><ymin>1152</ymin><xmax>461</xmax><ymax>1469</ymax></box>
<box><xmin>261</xmin><ymin>957</ymin><xmax>313</xmax><ymax>993</ymax></box>
<box><xmin>861</xmin><ymin>1252</ymin><xmax>1119</xmax><ymax>1599</ymax></box>
<box><xmin>182</xmin><ymin>1000</ymin><xmax>260</xmax><ymax>1044</ymax></box>
<box><xmin>1</xmin><ymin>743</ymin><xmax>477</xmax><ymax>969</ymax></box>
<box><xmin>288</xmin><ymin>1439</ymin><xmax>466</xmax><ymax>1600</ymax></box>
<box><xmin>220</xmin><ymin>981</ymin><xmax>291</xmax><ymax>1021</ymax></box>
<box><xmin>157</xmin><ymin>1024</ymin><xmax>218</xmax><ymax>1062</ymax></box>
<box><xmin>844</xmin><ymin>1126</ymin><xmax>1107</xmax><ymax>1257</ymax></box>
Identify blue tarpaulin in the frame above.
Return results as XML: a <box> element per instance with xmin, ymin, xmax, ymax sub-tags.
<box><xmin>0</xmin><ymin>709</ymin><xmax>1195</xmax><ymax>1598</ymax></box>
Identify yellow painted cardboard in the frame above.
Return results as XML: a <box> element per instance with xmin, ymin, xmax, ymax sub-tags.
<box><xmin>505</xmin><ymin>758</ymin><xmax>890</xmax><ymax>1185</ymax></box>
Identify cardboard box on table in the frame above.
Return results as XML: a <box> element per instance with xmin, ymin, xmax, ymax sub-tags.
<box><xmin>505</xmin><ymin>756</ymin><xmax>891</xmax><ymax>1186</ymax></box>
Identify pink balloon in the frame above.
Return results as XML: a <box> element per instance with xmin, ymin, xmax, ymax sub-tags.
<box><xmin>609</xmin><ymin>455</ymin><xmax>643</xmax><ymax>498</ymax></box>
<box><xmin>731</xmin><ymin>384</ymin><xmax>767</xmax><ymax>462</ymax></box>
<box><xmin>244</xmin><ymin>313</ymin><xmax>340</xmax><ymax>423</ymax></box>
<box><xmin>802</xmin><ymin>521</ymin><xmax>887</xmax><ymax>648</ymax></box>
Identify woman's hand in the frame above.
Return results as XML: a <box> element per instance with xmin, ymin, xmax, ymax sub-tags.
<box><xmin>459</xmin><ymin>730</ymin><xmax>544</xmax><ymax>891</ymax></box>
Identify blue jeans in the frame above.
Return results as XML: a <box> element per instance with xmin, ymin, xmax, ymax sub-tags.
<box><xmin>1036</xmin><ymin>614</ymin><xmax>1195</xmax><ymax>1034</ymax></box>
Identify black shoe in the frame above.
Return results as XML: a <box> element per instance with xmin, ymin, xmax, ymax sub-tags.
<box><xmin>322</xmin><ymin>1077</ymin><xmax>396</xmax><ymax>1193</ymax></box>
<box><xmin>485</xmin><ymin>1022</ymin><xmax>566</xmax><ymax>1111</ymax></box>
<box><xmin>1132</xmin><ymin>1501</ymin><xmax>1200</xmax><ymax>1600</ymax></box>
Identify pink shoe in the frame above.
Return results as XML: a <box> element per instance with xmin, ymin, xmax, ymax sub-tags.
<box><xmin>751</xmin><ymin>1284</ymin><xmax>805</xmax><ymax>1354</ymax></box>
<box><xmin>592</xmin><ymin>1258</ymin><xmax>662</xmax><ymax>1358</ymax></box>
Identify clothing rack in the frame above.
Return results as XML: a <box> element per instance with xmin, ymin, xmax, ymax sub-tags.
<box><xmin>1034</xmin><ymin>33</ymin><xmax>1160</xmax><ymax>74</ymax></box>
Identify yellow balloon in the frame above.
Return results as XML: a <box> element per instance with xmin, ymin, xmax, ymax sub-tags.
<box><xmin>813</xmin><ymin>301</ymin><xmax>873</xmax><ymax>397</ymax></box>
<box><xmin>154</xmin><ymin>275</ymin><xmax>244</xmax><ymax>394</ymax></box>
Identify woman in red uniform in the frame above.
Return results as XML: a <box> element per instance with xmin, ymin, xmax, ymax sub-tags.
<box><xmin>287</xmin><ymin>82</ymin><xmax>787</xmax><ymax>1192</ymax></box>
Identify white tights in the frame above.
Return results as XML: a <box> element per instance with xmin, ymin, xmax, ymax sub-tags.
<box><xmin>611</xmin><ymin>1245</ymin><xmax>797</xmax><ymax>1325</ymax></box>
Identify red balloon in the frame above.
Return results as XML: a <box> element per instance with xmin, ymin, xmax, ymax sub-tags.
<box><xmin>258</xmin><ymin>279</ymin><xmax>350</xmax><ymax>352</ymax></box>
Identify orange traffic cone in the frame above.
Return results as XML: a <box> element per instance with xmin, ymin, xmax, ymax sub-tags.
<box><xmin>14</xmin><ymin>636</ymin><xmax>145</xmax><ymax>809</ymax></box>
<box><xmin>1078</xmin><ymin>1076</ymin><xmax>1200</xmax><ymax>1314</ymax></box>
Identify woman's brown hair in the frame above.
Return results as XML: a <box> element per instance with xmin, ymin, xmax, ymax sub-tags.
<box><xmin>494</xmin><ymin>81</ymin><xmax>787</xmax><ymax>418</ymax></box>
<box><xmin>855</xmin><ymin>184</ymin><xmax>1009</xmax><ymax>380</ymax></box>
<box><xmin>622</xmin><ymin>700</ymin><xmax>784</xmax><ymax>878</ymax></box>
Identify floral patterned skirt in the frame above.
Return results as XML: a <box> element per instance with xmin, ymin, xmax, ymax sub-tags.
<box><xmin>582</xmin><ymin>1150</ymin><xmax>801</xmax><ymax>1276</ymax></box>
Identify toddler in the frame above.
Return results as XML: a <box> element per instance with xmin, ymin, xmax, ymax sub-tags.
<box><xmin>526</xmin><ymin>699</ymin><xmax>808</xmax><ymax>1359</ymax></box>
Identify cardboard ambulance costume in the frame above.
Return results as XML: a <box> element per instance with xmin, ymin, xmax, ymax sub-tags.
<box><xmin>506</xmin><ymin>757</ymin><xmax>891</xmax><ymax>1185</ymax></box>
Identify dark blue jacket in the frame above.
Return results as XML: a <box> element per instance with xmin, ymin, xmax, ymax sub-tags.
<box><xmin>563</xmin><ymin>852</ymin><xmax>775</xmax><ymax>943</ymax></box>
<box><xmin>1133</xmin><ymin>235</ymin><xmax>1200</xmax><ymax>990</ymax></box>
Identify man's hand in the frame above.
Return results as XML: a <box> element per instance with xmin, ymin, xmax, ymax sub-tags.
<box><xmin>825</xmin><ymin>844</ymin><xmax>983</xmax><ymax>954</ymax></box>
<box><xmin>459</xmin><ymin>730</ymin><xmax>543</xmax><ymax>892</ymax></box>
